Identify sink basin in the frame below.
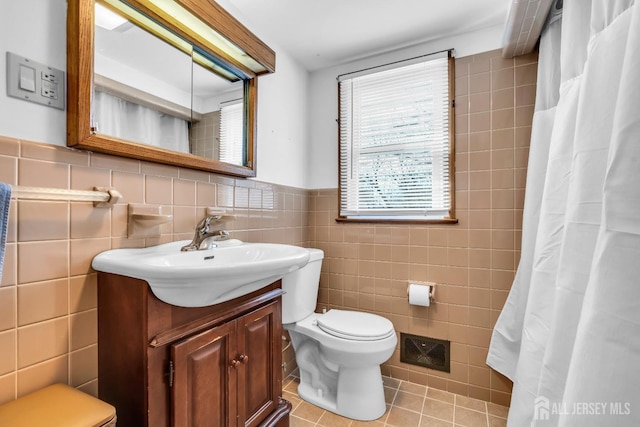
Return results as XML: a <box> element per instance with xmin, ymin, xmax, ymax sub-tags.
<box><xmin>92</xmin><ymin>239</ymin><xmax>310</xmax><ymax>307</ymax></box>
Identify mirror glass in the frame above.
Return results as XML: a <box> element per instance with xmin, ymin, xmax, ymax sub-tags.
<box><xmin>67</xmin><ymin>0</ymin><xmax>274</xmax><ymax>177</ymax></box>
<box><xmin>93</xmin><ymin>1</ymin><xmax>246</xmax><ymax>165</ymax></box>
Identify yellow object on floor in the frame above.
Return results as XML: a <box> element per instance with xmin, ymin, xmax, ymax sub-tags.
<box><xmin>0</xmin><ymin>383</ymin><xmax>116</xmax><ymax>426</ymax></box>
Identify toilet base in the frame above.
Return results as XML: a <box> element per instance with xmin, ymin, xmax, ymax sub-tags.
<box><xmin>297</xmin><ymin>365</ymin><xmax>386</xmax><ymax>421</ymax></box>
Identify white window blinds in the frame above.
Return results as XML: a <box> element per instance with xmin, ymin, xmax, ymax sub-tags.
<box><xmin>338</xmin><ymin>51</ymin><xmax>453</xmax><ymax>220</ymax></box>
<box><xmin>219</xmin><ymin>101</ymin><xmax>244</xmax><ymax>166</ymax></box>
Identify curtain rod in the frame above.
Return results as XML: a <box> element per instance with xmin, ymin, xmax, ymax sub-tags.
<box><xmin>219</xmin><ymin>97</ymin><xmax>243</xmax><ymax>107</ymax></box>
<box><xmin>10</xmin><ymin>186</ymin><xmax>122</xmax><ymax>208</ymax></box>
<box><xmin>94</xmin><ymin>74</ymin><xmax>202</xmax><ymax>122</ymax></box>
<box><xmin>337</xmin><ymin>48</ymin><xmax>454</xmax><ymax>81</ymax></box>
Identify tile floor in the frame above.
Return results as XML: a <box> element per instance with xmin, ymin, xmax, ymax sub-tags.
<box><xmin>283</xmin><ymin>375</ymin><xmax>509</xmax><ymax>427</ymax></box>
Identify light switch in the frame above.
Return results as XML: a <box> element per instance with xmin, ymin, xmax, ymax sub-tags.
<box><xmin>19</xmin><ymin>64</ymin><xmax>36</xmax><ymax>92</ymax></box>
<box><xmin>6</xmin><ymin>52</ymin><xmax>65</xmax><ymax>110</ymax></box>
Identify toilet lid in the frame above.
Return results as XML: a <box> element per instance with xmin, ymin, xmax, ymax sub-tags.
<box><xmin>316</xmin><ymin>310</ymin><xmax>395</xmax><ymax>341</ymax></box>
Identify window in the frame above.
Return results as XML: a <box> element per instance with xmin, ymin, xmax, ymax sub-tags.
<box><xmin>338</xmin><ymin>51</ymin><xmax>455</xmax><ymax>222</ymax></box>
<box><xmin>219</xmin><ymin>101</ymin><xmax>244</xmax><ymax>166</ymax></box>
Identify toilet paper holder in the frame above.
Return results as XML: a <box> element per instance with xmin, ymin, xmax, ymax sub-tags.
<box><xmin>407</xmin><ymin>282</ymin><xmax>436</xmax><ymax>305</ymax></box>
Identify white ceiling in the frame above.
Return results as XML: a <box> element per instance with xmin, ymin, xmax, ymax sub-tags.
<box><xmin>216</xmin><ymin>0</ymin><xmax>512</xmax><ymax>71</ymax></box>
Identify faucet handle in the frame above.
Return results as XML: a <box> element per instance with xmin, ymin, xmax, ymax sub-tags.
<box><xmin>195</xmin><ymin>215</ymin><xmax>213</xmax><ymax>232</ymax></box>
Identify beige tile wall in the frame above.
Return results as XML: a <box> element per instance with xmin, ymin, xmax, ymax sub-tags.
<box><xmin>191</xmin><ymin>111</ymin><xmax>220</xmax><ymax>159</ymax></box>
<box><xmin>307</xmin><ymin>49</ymin><xmax>537</xmax><ymax>406</ymax></box>
<box><xmin>0</xmin><ymin>47</ymin><xmax>537</xmax><ymax>409</ymax></box>
<box><xmin>0</xmin><ymin>135</ymin><xmax>310</xmax><ymax>404</ymax></box>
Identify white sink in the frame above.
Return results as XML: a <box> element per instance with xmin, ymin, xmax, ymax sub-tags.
<box><xmin>92</xmin><ymin>239</ymin><xmax>310</xmax><ymax>307</ymax></box>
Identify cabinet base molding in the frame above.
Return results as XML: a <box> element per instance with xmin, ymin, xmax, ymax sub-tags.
<box><xmin>259</xmin><ymin>398</ymin><xmax>292</xmax><ymax>427</ymax></box>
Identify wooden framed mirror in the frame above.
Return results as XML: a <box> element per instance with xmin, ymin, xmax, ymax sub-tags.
<box><xmin>67</xmin><ymin>0</ymin><xmax>275</xmax><ymax>177</ymax></box>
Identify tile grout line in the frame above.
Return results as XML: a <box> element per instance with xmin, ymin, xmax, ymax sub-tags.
<box><xmin>419</xmin><ymin>385</ymin><xmax>427</xmax><ymax>426</ymax></box>
<box><xmin>384</xmin><ymin>382</ymin><xmax>399</xmax><ymax>426</ymax></box>
<box><xmin>485</xmin><ymin>401</ymin><xmax>490</xmax><ymax>427</ymax></box>
<box><xmin>453</xmin><ymin>393</ymin><xmax>457</xmax><ymax>426</ymax></box>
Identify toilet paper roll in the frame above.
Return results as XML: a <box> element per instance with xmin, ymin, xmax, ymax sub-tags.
<box><xmin>408</xmin><ymin>284</ymin><xmax>431</xmax><ymax>307</ymax></box>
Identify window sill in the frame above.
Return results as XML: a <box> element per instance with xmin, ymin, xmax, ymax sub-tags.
<box><xmin>335</xmin><ymin>217</ymin><xmax>459</xmax><ymax>225</ymax></box>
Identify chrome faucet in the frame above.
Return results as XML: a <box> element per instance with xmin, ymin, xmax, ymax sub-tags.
<box><xmin>181</xmin><ymin>215</ymin><xmax>230</xmax><ymax>251</ymax></box>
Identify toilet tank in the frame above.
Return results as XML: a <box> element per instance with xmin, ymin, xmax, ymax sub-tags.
<box><xmin>281</xmin><ymin>248</ymin><xmax>324</xmax><ymax>324</ymax></box>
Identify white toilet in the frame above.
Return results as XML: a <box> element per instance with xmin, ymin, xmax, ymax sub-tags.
<box><xmin>281</xmin><ymin>248</ymin><xmax>397</xmax><ymax>421</ymax></box>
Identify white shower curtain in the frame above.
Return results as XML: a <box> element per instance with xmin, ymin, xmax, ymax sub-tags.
<box><xmin>487</xmin><ymin>1</ymin><xmax>640</xmax><ymax>426</ymax></box>
<box><xmin>93</xmin><ymin>91</ymin><xmax>190</xmax><ymax>153</ymax></box>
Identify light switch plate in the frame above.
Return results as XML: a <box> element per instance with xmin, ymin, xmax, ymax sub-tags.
<box><xmin>6</xmin><ymin>52</ymin><xmax>65</xmax><ymax>110</ymax></box>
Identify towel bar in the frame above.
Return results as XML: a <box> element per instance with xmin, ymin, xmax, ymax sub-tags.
<box><xmin>10</xmin><ymin>185</ymin><xmax>122</xmax><ymax>207</ymax></box>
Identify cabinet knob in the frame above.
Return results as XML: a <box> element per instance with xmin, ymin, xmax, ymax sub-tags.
<box><xmin>231</xmin><ymin>354</ymin><xmax>248</xmax><ymax>368</ymax></box>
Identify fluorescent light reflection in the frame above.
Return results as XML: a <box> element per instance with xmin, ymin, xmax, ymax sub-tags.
<box><xmin>95</xmin><ymin>2</ymin><xmax>129</xmax><ymax>31</ymax></box>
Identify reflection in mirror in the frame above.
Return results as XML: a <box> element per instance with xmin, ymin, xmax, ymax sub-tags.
<box><xmin>93</xmin><ymin>1</ymin><xmax>246</xmax><ymax>165</ymax></box>
<box><xmin>190</xmin><ymin>59</ymin><xmax>245</xmax><ymax>165</ymax></box>
<box><xmin>68</xmin><ymin>0</ymin><xmax>274</xmax><ymax>177</ymax></box>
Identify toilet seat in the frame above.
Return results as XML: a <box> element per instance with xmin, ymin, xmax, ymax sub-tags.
<box><xmin>315</xmin><ymin>309</ymin><xmax>395</xmax><ymax>341</ymax></box>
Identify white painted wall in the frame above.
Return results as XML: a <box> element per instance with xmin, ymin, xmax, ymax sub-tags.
<box><xmin>0</xmin><ymin>0</ymin><xmax>68</xmax><ymax>146</ymax></box>
<box><xmin>213</xmin><ymin>0</ymin><xmax>311</xmax><ymax>189</ymax></box>
<box><xmin>0</xmin><ymin>0</ymin><xmax>501</xmax><ymax>190</ymax></box>
<box><xmin>0</xmin><ymin>0</ymin><xmax>309</xmax><ymax>189</ymax></box>
<box><xmin>253</xmin><ymin>52</ymin><xmax>309</xmax><ymax>188</ymax></box>
<box><xmin>306</xmin><ymin>24</ymin><xmax>505</xmax><ymax>189</ymax></box>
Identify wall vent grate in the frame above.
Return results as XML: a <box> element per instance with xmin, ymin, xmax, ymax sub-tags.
<box><xmin>400</xmin><ymin>333</ymin><xmax>450</xmax><ymax>373</ymax></box>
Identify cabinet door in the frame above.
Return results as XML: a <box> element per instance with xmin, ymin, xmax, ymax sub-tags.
<box><xmin>237</xmin><ymin>301</ymin><xmax>282</xmax><ymax>427</ymax></box>
<box><xmin>172</xmin><ymin>321</ymin><xmax>237</xmax><ymax>427</ymax></box>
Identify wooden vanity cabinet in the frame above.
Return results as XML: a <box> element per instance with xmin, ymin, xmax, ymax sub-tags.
<box><xmin>97</xmin><ymin>273</ymin><xmax>291</xmax><ymax>427</ymax></box>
